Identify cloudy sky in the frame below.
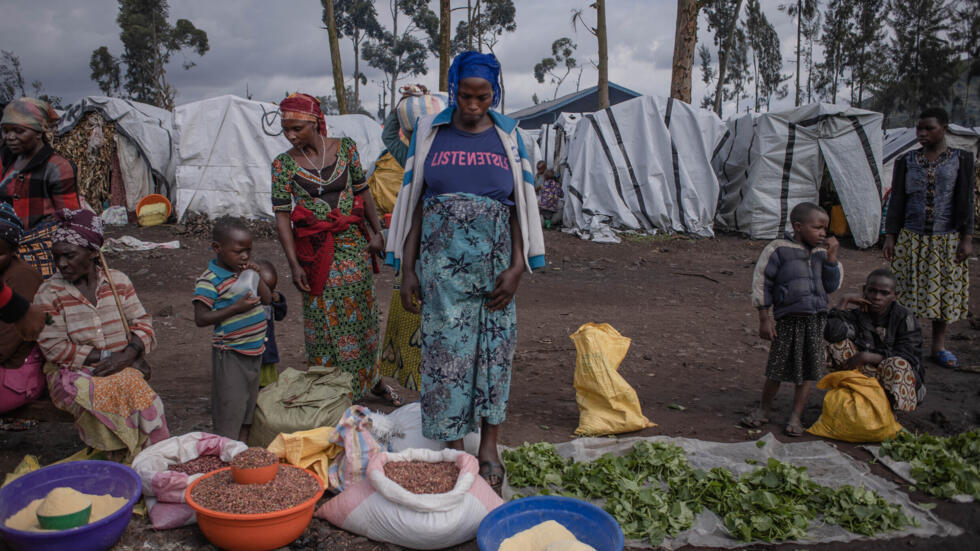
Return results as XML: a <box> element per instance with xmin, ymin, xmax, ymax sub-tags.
<box><xmin>2</xmin><ymin>0</ymin><xmax>806</xmax><ymax>118</ymax></box>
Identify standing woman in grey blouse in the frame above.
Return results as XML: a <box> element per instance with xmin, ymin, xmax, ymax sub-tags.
<box><xmin>883</xmin><ymin>108</ymin><xmax>974</xmax><ymax>369</ymax></box>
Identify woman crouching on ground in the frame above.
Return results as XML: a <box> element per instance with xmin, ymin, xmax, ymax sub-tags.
<box><xmin>386</xmin><ymin>51</ymin><xmax>546</xmax><ymax>491</ymax></box>
<box><xmin>34</xmin><ymin>208</ymin><xmax>168</xmax><ymax>460</ymax></box>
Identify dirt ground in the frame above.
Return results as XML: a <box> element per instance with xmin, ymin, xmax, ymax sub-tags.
<box><xmin>1</xmin><ymin>224</ymin><xmax>977</xmax><ymax>551</ymax></box>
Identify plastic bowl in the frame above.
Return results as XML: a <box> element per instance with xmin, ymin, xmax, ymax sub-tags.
<box><xmin>477</xmin><ymin>496</ymin><xmax>624</xmax><ymax>551</ymax></box>
<box><xmin>135</xmin><ymin>193</ymin><xmax>172</xmax><ymax>218</ymax></box>
<box><xmin>0</xmin><ymin>460</ymin><xmax>141</xmax><ymax>551</ymax></box>
<box><xmin>36</xmin><ymin>503</ymin><xmax>92</xmax><ymax>530</ymax></box>
<box><xmin>231</xmin><ymin>462</ymin><xmax>279</xmax><ymax>485</ymax></box>
<box><xmin>185</xmin><ymin>465</ymin><xmax>325</xmax><ymax>551</ymax></box>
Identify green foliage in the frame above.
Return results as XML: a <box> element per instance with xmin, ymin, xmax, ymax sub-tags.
<box><xmin>533</xmin><ymin>37</ymin><xmax>577</xmax><ymax>100</ymax></box>
<box><xmin>502</xmin><ymin>441</ymin><xmax>916</xmax><ymax>546</ymax></box>
<box><xmin>880</xmin><ymin>429</ymin><xmax>980</xmax><ymax>500</ymax></box>
<box><xmin>89</xmin><ymin>0</ymin><xmax>209</xmax><ymax>109</ymax></box>
<box><xmin>1</xmin><ymin>50</ymin><xmax>60</xmax><ymax>107</ymax></box>
<box><xmin>745</xmin><ymin>0</ymin><xmax>789</xmax><ymax>111</ymax></box>
<box><xmin>450</xmin><ymin>0</ymin><xmax>517</xmax><ymax>55</ymax></box>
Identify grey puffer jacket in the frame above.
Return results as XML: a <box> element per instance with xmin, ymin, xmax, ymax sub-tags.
<box><xmin>751</xmin><ymin>233</ymin><xmax>843</xmax><ymax>319</ymax></box>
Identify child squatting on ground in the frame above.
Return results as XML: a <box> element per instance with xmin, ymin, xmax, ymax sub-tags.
<box><xmin>256</xmin><ymin>259</ymin><xmax>287</xmax><ymax>388</ymax></box>
<box><xmin>744</xmin><ymin>202</ymin><xmax>843</xmax><ymax>436</ymax></box>
<box><xmin>192</xmin><ymin>218</ymin><xmax>272</xmax><ymax>441</ymax></box>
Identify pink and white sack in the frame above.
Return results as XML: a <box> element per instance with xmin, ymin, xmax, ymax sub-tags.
<box><xmin>317</xmin><ymin>448</ymin><xmax>504</xmax><ymax>549</ymax></box>
<box><xmin>131</xmin><ymin>431</ymin><xmax>247</xmax><ymax>529</ymax></box>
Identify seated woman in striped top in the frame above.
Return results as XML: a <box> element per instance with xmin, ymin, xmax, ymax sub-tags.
<box><xmin>34</xmin><ymin>208</ymin><xmax>168</xmax><ymax>461</ymax></box>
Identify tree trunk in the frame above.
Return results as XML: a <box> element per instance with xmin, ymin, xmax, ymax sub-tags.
<box><xmin>391</xmin><ymin>3</ymin><xmax>399</xmax><ymax>117</ymax></box>
<box><xmin>353</xmin><ymin>33</ymin><xmax>361</xmax><ymax>107</ymax></box>
<box><xmin>713</xmin><ymin>0</ymin><xmax>744</xmax><ymax>116</ymax></box>
<box><xmin>439</xmin><ymin>0</ymin><xmax>450</xmax><ymax>91</ymax></box>
<box><xmin>794</xmin><ymin>0</ymin><xmax>801</xmax><ymax>106</ymax></box>
<box><xmin>669</xmin><ymin>0</ymin><xmax>700</xmax><ymax>103</ymax></box>
<box><xmin>596</xmin><ymin>0</ymin><xmax>609</xmax><ymax>110</ymax></box>
<box><xmin>752</xmin><ymin>51</ymin><xmax>759</xmax><ymax>112</ymax></box>
<box><xmin>323</xmin><ymin>0</ymin><xmax>347</xmax><ymax>114</ymax></box>
<box><xmin>476</xmin><ymin>0</ymin><xmax>483</xmax><ymax>53</ymax></box>
<box><xmin>467</xmin><ymin>0</ymin><xmax>473</xmax><ymax>50</ymax></box>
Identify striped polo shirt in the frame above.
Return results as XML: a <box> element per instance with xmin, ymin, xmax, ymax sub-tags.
<box><xmin>192</xmin><ymin>259</ymin><xmax>266</xmax><ymax>356</ymax></box>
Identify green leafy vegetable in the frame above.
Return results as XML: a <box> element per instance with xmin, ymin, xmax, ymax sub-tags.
<box><xmin>880</xmin><ymin>429</ymin><xmax>980</xmax><ymax>500</ymax></box>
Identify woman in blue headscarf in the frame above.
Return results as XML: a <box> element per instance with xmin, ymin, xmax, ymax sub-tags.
<box><xmin>386</xmin><ymin>51</ymin><xmax>546</xmax><ymax>491</ymax></box>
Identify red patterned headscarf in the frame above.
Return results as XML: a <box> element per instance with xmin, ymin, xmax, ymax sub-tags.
<box><xmin>52</xmin><ymin>208</ymin><xmax>104</xmax><ymax>250</ymax></box>
<box><xmin>280</xmin><ymin>93</ymin><xmax>327</xmax><ymax>137</ymax></box>
<box><xmin>1</xmin><ymin>97</ymin><xmax>59</xmax><ymax>142</ymax></box>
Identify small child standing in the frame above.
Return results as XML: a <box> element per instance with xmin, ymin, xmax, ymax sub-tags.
<box><xmin>193</xmin><ymin>218</ymin><xmax>271</xmax><ymax>441</ymax></box>
<box><xmin>256</xmin><ymin>260</ymin><xmax>287</xmax><ymax>388</ymax></box>
<box><xmin>538</xmin><ymin>169</ymin><xmax>564</xmax><ymax>228</ymax></box>
<box><xmin>745</xmin><ymin>202</ymin><xmax>842</xmax><ymax>436</ymax></box>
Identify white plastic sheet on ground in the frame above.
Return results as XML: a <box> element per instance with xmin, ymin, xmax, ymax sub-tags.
<box><xmin>502</xmin><ymin>434</ymin><xmax>960</xmax><ymax>549</ymax></box>
<box><xmin>863</xmin><ymin>445</ymin><xmax>974</xmax><ymax>503</ymax></box>
<box><xmin>562</xmin><ymin>95</ymin><xmax>728</xmax><ymax>242</ymax></box>
<box><xmin>714</xmin><ymin>103</ymin><xmax>885</xmax><ymax>248</ymax></box>
<box><xmin>174</xmin><ymin>95</ymin><xmax>382</xmax><ymax>221</ymax></box>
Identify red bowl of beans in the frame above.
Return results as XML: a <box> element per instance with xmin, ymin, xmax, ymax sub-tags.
<box><xmin>185</xmin><ymin>465</ymin><xmax>324</xmax><ymax>551</ymax></box>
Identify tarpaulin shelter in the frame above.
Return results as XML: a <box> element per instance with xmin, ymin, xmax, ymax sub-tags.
<box><xmin>561</xmin><ymin>95</ymin><xmax>728</xmax><ymax>242</ymax></box>
<box><xmin>537</xmin><ymin>112</ymin><xmax>582</xmax><ymax>175</ymax></box>
<box><xmin>713</xmin><ymin>103</ymin><xmax>885</xmax><ymax>248</ymax></box>
<box><xmin>57</xmin><ymin>96</ymin><xmax>177</xmax><ymax>211</ymax></box>
<box><xmin>173</xmin><ymin>95</ymin><xmax>382</xmax><ymax>220</ymax></box>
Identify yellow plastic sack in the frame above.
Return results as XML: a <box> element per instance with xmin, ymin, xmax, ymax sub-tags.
<box><xmin>570</xmin><ymin>323</ymin><xmax>655</xmax><ymax>436</ymax></box>
<box><xmin>267</xmin><ymin>426</ymin><xmax>342</xmax><ymax>483</ymax></box>
<box><xmin>367</xmin><ymin>152</ymin><xmax>405</xmax><ymax>215</ymax></box>
<box><xmin>2</xmin><ymin>448</ymin><xmax>105</xmax><ymax>487</ymax></box>
<box><xmin>807</xmin><ymin>370</ymin><xmax>903</xmax><ymax>442</ymax></box>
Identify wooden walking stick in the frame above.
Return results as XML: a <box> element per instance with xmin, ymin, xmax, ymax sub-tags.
<box><xmin>98</xmin><ymin>249</ymin><xmax>151</xmax><ymax>380</ymax></box>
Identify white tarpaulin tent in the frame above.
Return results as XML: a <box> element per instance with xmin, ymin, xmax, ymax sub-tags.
<box><xmin>174</xmin><ymin>95</ymin><xmax>383</xmax><ymax>220</ymax></box>
<box><xmin>537</xmin><ymin>112</ymin><xmax>582</xmax><ymax>175</ymax></box>
<box><xmin>58</xmin><ymin>96</ymin><xmax>177</xmax><ymax>205</ymax></box>
<box><xmin>713</xmin><ymin>103</ymin><xmax>885</xmax><ymax>248</ymax></box>
<box><xmin>713</xmin><ymin>112</ymin><xmax>758</xmax><ymax>232</ymax></box>
<box><xmin>562</xmin><ymin>95</ymin><xmax>728</xmax><ymax>242</ymax></box>
<box><xmin>882</xmin><ymin>125</ymin><xmax>980</xmax><ymax>196</ymax></box>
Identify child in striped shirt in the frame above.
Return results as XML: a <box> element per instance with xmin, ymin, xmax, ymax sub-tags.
<box><xmin>193</xmin><ymin>218</ymin><xmax>271</xmax><ymax>441</ymax></box>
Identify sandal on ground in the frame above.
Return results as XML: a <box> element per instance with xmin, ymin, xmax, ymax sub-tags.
<box><xmin>479</xmin><ymin>460</ymin><xmax>505</xmax><ymax>494</ymax></box>
<box><xmin>739</xmin><ymin>408</ymin><xmax>769</xmax><ymax>428</ymax></box>
<box><xmin>784</xmin><ymin>420</ymin><xmax>805</xmax><ymax>437</ymax></box>
<box><xmin>372</xmin><ymin>383</ymin><xmax>404</xmax><ymax>407</ymax></box>
<box><xmin>931</xmin><ymin>350</ymin><xmax>959</xmax><ymax>369</ymax></box>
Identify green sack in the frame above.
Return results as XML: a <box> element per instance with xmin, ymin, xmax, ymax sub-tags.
<box><xmin>248</xmin><ymin>365</ymin><xmax>353</xmax><ymax>447</ymax></box>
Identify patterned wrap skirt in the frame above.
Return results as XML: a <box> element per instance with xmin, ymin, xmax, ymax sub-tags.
<box><xmin>43</xmin><ymin>364</ymin><xmax>169</xmax><ymax>460</ymax></box>
<box><xmin>892</xmin><ymin>229</ymin><xmax>969</xmax><ymax>323</ymax></box>
<box><xmin>826</xmin><ymin>339</ymin><xmax>921</xmax><ymax>411</ymax></box>
<box><xmin>765</xmin><ymin>313</ymin><xmax>826</xmax><ymax>385</ymax></box>
<box><xmin>379</xmin><ymin>273</ymin><xmax>422</xmax><ymax>391</ymax></box>
<box><xmin>418</xmin><ymin>193</ymin><xmax>517</xmax><ymax>441</ymax></box>
<box><xmin>302</xmin><ymin>226</ymin><xmax>381</xmax><ymax>401</ymax></box>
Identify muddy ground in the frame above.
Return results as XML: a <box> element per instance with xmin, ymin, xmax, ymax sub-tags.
<box><xmin>1</xmin><ymin>224</ymin><xmax>977</xmax><ymax>551</ymax></box>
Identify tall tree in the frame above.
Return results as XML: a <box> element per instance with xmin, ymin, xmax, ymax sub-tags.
<box><xmin>329</xmin><ymin>0</ymin><xmax>384</xmax><ymax>109</ymax></box>
<box><xmin>439</xmin><ymin>0</ymin><xmax>451</xmax><ymax>91</ymax></box>
<box><xmin>89</xmin><ymin>47</ymin><xmax>122</xmax><ymax>97</ymax></box>
<box><xmin>449</xmin><ymin>0</ymin><xmax>517</xmax><ymax>108</ymax></box>
<box><xmin>724</xmin><ymin>27</ymin><xmax>753</xmax><ymax>112</ymax></box>
<box><xmin>322</xmin><ymin>0</ymin><xmax>348</xmax><ymax>114</ymax></box>
<box><xmin>949</xmin><ymin>0</ymin><xmax>979</xmax><ymax>121</ymax></box>
<box><xmin>844</xmin><ymin>0</ymin><xmax>887</xmax><ymax>106</ymax></box>
<box><xmin>745</xmin><ymin>0</ymin><xmax>788</xmax><ymax>111</ymax></box>
<box><xmin>778</xmin><ymin>0</ymin><xmax>818</xmax><ymax>106</ymax></box>
<box><xmin>705</xmin><ymin>0</ymin><xmax>746</xmax><ymax>116</ymax></box>
<box><xmin>697</xmin><ymin>43</ymin><xmax>716</xmax><ymax>109</ymax></box>
<box><xmin>362</xmin><ymin>0</ymin><xmax>433</xmax><ymax>116</ymax></box>
<box><xmin>878</xmin><ymin>0</ymin><xmax>958</xmax><ymax>121</ymax></box>
<box><xmin>813</xmin><ymin>0</ymin><xmax>852</xmax><ymax>104</ymax></box>
<box><xmin>670</xmin><ymin>0</ymin><xmax>713</xmax><ymax>103</ymax></box>
<box><xmin>800</xmin><ymin>2</ymin><xmax>820</xmax><ymax>103</ymax></box>
<box><xmin>89</xmin><ymin>0</ymin><xmax>208</xmax><ymax>110</ymax></box>
<box><xmin>571</xmin><ymin>1</ymin><xmax>609</xmax><ymax>110</ymax></box>
<box><xmin>534</xmin><ymin>38</ymin><xmax>578</xmax><ymax>100</ymax></box>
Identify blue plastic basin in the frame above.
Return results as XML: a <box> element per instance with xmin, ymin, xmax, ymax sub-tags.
<box><xmin>477</xmin><ymin>495</ymin><xmax>624</xmax><ymax>551</ymax></box>
<box><xmin>0</xmin><ymin>460</ymin><xmax>141</xmax><ymax>551</ymax></box>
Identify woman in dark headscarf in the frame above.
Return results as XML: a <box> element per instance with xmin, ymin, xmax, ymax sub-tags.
<box><xmin>0</xmin><ymin>202</ymin><xmax>44</xmax><ymax>413</ymax></box>
<box><xmin>34</xmin><ymin>208</ymin><xmax>168</xmax><ymax>460</ymax></box>
<box><xmin>270</xmin><ymin>93</ymin><xmax>399</xmax><ymax>403</ymax></box>
<box><xmin>1</xmin><ymin>98</ymin><xmax>81</xmax><ymax>278</ymax></box>
<box><xmin>883</xmin><ymin>107</ymin><xmax>974</xmax><ymax>369</ymax></box>
<box><xmin>386</xmin><ymin>51</ymin><xmax>546</xmax><ymax>490</ymax></box>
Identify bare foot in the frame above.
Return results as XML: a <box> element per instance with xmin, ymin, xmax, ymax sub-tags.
<box><xmin>784</xmin><ymin>417</ymin><xmax>804</xmax><ymax>437</ymax></box>
<box><xmin>739</xmin><ymin>407</ymin><xmax>770</xmax><ymax>428</ymax></box>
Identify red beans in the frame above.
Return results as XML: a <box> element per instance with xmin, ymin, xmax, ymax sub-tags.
<box><xmin>230</xmin><ymin>447</ymin><xmax>278</xmax><ymax>469</ymax></box>
<box><xmin>168</xmin><ymin>455</ymin><xmax>228</xmax><ymax>475</ymax></box>
<box><xmin>383</xmin><ymin>461</ymin><xmax>460</xmax><ymax>494</ymax></box>
<box><xmin>191</xmin><ymin>467</ymin><xmax>320</xmax><ymax>514</ymax></box>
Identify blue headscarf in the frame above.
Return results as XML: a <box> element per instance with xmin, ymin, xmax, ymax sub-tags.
<box><xmin>0</xmin><ymin>202</ymin><xmax>24</xmax><ymax>248</ymax></box>
<box><xmin>447</xmin><ymin>51</ymin><xmax>502</xmax><ymax>109</ymax></box>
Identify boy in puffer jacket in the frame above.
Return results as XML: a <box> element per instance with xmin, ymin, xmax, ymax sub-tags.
<box><xmin>742</xmin><ymin>202</ymin><xmax>842</xmax><ymax>436</ymax></box>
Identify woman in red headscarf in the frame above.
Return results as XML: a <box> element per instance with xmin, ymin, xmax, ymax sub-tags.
<box><xmin>270</xmin><ymin>93</ymin><xmax>400</xmax><ymax>404</ymax></box>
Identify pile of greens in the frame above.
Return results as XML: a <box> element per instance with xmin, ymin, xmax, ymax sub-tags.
<box><xmin>502</xmin><ymin>441</ymin><xmax>915</xmax><ymax>546</ymax></box>
<box><xmin>880</xmin><ymin>429</ymin><xmax>980</xmax><ymax>500</ymax></box>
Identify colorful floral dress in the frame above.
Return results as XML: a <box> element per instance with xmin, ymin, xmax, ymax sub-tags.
<box><xmin>271</xmin><ymin>138</ymin><xmax>380</xmax><ymax>400</ymax></box>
